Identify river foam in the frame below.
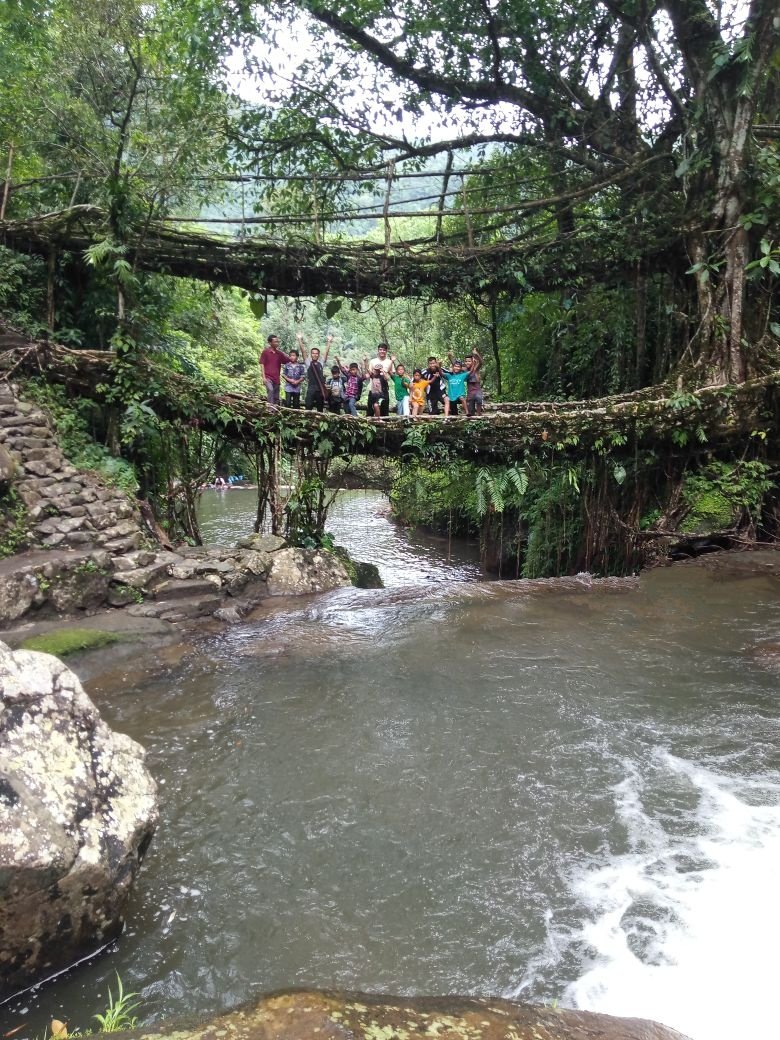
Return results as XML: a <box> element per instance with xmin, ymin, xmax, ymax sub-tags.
<box><xmin>564</xmin><ymin>750</ymin><xmax>780</xmax><ymax>1040</ymax></box>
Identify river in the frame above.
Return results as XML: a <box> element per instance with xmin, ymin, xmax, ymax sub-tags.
<box><xmin>3</xmin><ymin>489</ymin><xmax>779</xmax><ymax>1040</ymax></box>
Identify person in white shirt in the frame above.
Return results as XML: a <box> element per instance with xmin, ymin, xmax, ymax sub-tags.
<box><xmin>367</xmin><ymin>342</ymin><xmax>396</xmax><ymax>376</ymax></box>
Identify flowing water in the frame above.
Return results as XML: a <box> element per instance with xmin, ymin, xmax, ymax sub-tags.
<box><xmin>4</xmin><ymin>490</ymin><xmax>779</xmax><ymax>1040</ymax></box>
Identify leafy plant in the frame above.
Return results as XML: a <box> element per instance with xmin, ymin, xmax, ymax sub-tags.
<box><xmin>92</xmin><ymin>975</ymin><xmax>141</xmax><ymax>1033</ymax></box>
<box><xmin>680</xmin><ymin>460</ymin><xmax>772</xmax><ymax>533</ymax></box>
<box><xmin>0</xmin><ymin>488</ymin><xmax>29</xmax><ymax>559</ymax></box>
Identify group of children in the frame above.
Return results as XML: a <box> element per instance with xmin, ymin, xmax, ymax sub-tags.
<box><xmin>258</xmin><ymin>332</ymin><xmax>485</xmax><ymax>419</ymax></box>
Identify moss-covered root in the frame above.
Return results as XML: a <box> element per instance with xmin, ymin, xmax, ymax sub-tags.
<box><xmin>115</xmin><ymin>989</ymin><xmax>690</xmax><ymax>1040</ymax></box>
<box><xmin>19</xmin><ymin>627</ymin><xmax>122</xmax><ymax>657</ymax></box>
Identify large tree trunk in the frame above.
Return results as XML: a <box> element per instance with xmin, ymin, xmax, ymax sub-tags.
<box><xmin>666</xmin><ymin>0</ymin><xmax>777</xmax><ymax>383</ymax></box>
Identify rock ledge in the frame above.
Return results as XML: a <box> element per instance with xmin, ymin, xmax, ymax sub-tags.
<box><xmin>114</xmin><ymin>989</ymin><xmax>691</xmax><ymax>1040</ymax></box>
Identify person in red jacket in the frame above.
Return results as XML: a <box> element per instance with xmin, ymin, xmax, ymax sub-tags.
<box><xmin>259</xmin><ymin>334</ymin><xmax>291</xmax><ymax>406</ymax></box>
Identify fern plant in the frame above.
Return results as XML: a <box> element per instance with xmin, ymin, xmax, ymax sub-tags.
<box><xmin>471</xmin><ymin>464</ymin><xmax>529</xmax><ymax>517</ymax></box>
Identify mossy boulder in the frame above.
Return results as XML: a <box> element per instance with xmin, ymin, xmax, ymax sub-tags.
<box><xmin>111</xmin><ymin>989</ymin><xmax>690</xmax><ymax>1040</ymax></box>
<box><xmin>352</xmin><ymin>561</ymin><xmax>383</xmax><ymax>588</ymax></box>
<box><xmin>331</xmin><ymin>546</ymin><xmax>383</xmax><ymax>589</ymax></box>
<box><xmin>679</xmin><ymin>460</ymin><xmax>772</xmax><ymax>535</ymax></box>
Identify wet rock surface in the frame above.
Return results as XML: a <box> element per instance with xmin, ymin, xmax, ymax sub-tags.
<box><xmin>115</xmin><ymin>989</ymin><xmax>691</xmax><ymax>1040</ymax></box>
<box><xmin>267</xmin><ymin>547</ymin><xmax>352</xmax><ymax>595</ymax></box>
<box><xmin>0</xmin><ymin>641</ymin><xmax>158</xmax><ymax>993</ymax></box>
<box><xmin>0</xmin><ymin>549</ymin><xmax>112</xmax><ymax>624</ymax></box>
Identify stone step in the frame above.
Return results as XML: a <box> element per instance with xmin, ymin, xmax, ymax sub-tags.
<box><xmin>151</xmin><ymin>577</ymin><xmax>221</xmax><ymax>601</ymax></box>
<box><xmin>126</xmin><ymin>593</ymin><xmax>221</xmax><ymax>620</ymax></box>
<box><xmin>158</xmin><ymin>595</ymin><xmax>222</xmax><ymax>621</ymax></box>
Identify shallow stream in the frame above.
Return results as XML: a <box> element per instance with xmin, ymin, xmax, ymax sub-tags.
<box><xmin>4</xmin><ymin>490</ymin><xmax>779</xmax><ymax>1040</ymax></box>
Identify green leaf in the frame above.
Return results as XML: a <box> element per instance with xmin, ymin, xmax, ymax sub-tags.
<box><xmin>325</xmin><ymin>299</ymin><xmax>343</xmax><ymax>318</ymax></box>
<box><xmin>613</xmin><ymin>463</ymin><xmax>626</xmax><ymax>485</ymax></box>
<box><xmin>249</xmin><ymin>297</ymin><xmax>266</xmax><ymax>319</ymax></box>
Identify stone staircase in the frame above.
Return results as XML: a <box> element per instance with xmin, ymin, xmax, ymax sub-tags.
<box><xmin>0</xmin><ymin>380</ymin><xmax>354</xmax><ymax>628</ymax></box>
<box><xmin>0</xmin><ymin>381</ymin><xmax>142</xmax><ymax>554</ymax></box>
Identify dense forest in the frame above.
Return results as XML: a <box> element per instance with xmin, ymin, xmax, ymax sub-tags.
<box><xmin>0</xmin><ymin>0</ymin><xmax>778</xmax><ymax>573</ymax></box>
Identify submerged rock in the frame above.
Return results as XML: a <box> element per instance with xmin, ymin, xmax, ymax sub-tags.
<box><xmin>115</xmin><ymin>989</ymin><xmax>691</xmax><ymax>1040</ymax></box>
<box><xmin>0</xmin><ymin>641</ymin><xmax>158</xmax><ymax>993</ymax></box>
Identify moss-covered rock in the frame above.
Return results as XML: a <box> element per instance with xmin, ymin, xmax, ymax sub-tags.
<box><xmin>351</xmin><ymin>561</ymin><xmax>383</xmax><ymax>588</ymax></box>
<box><xmin>111</xmin><ymin>989</ymin><xmax>690</xmax><ymax>1040</ymax></box>
<box><xmin>679</xmin><ymin>460</ymin><xmax>772</xmax><ymax>534</ymax></box>
<box><xmin>331</xmin><ymin>546</ymin><xmax>384</xmax><ymax>589</ymax></box>
<box><xmin>19</xmin><ymin>627</ymin><xmax>122</xmax><ymax>657</ymax></box>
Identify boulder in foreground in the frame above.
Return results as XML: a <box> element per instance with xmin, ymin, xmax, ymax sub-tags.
<box><xmin>0</xmin><ymin>641</ymin><xmax>158</xmax><ymax>993</ymax></box>
<box><xmin>114</xmin><ymin>988</ymin><xmax>691</xmax><ymax>1040</ymax></box>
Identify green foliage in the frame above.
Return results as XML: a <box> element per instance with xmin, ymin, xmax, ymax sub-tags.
<box><xmin>392</xmin><ymin>456</ymin><xmax>593</xmax><ymax>577</ymax></box>
<box><xmin>284</xmin><ymin>473</ymin><xmax>336</xmax><ymax>547</ymax></box>
<box><xmin>91</xmin><ymin>975</ymin><xmax>141</xmax><ymax>1032</ymax></box>
<box><xmin>20</xmin><ymin>628</ymin><xmax>121</xmax><ymax>657</ymax></box>
<box><xmin>390</xmin><ymin>460</ymin><xmax>478</xmax><ymax>535</ymax></box>
<box><xmin>680</xmin><ymin>460</ymin><xmax>772</xmax><ymax>533</ymax></box>
<box><xmin>0</xmin><ymin>487</ymin><xmax>29</xmax><ymax>558</ymax></box>
<box><xmin>0</xmin><ymin>247</ymin><xmax>47</xmax><ymax>336</ymax></box>
<box><xmin>22</xmin><ymin>381</ymin><xmax>138</xmax><ymax>494</ymax></box>
<box><xmin>472</xmin><ymin>464</ymin><xmax>528</xmax><ymax>516</ymax></box>
<box><xmin>519</xmin><ymin>462</ymin><xmax>585</xmax><ymax>578</ymax></box>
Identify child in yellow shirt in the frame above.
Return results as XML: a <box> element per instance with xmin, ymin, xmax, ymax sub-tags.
<box><xmin>410</xmin><ymin>369</ymin><xmax>434</xmax><ymax>416</ymax></box>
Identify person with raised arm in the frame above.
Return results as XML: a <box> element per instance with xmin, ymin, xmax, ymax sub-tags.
<box><xmin>464</xmin><ymin>347</ymin><xmax>484</xmax><ymax>417</ymax></box>
<box><xmin>297</xmin><ymin>331</ymin><xmax>332</xmax><ymax>412</ymax></box>
<box><xmin>410</xmin><ymin>368</ymin><xmax>436</xmax><ymax>416</ymax></box>
<box><xmin>366</xmin><ymin>342</ymin><xmax>395</xmax><ymax>379</ymax></box>
<box><xmin>441</xmin><ymin>354</ymin><xmax>469</xmax><ymax>417</ymax></box>
<box><xmin>391</xmin><ymin>363</ymin><xmax>411</xmax><ymax>416</ymax></box>
<box><xmin>422</xmin><ymin>356</ymin><xmax>447</xmax><ymax>415</ymax></box>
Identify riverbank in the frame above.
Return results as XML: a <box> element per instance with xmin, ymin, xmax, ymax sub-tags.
<box><xmin>2</xmin><ymin>484</ymin><xmax>777</xmax><ymax>685</ymax></box>
<box><xmin>2</xmin><ymin>508</ymin><xmax>779</xmax><ymax>1040</ymax></box>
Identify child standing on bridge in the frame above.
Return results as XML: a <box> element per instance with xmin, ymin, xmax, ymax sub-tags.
<box><xmin>336</xmin><ymin>359</ymin><xmax>365</xmax><ymax>416</ymax></box>
<box><xmin>391</xmin><ymin>364</ymin><xmax>411</xmax><ymax>416</ymax></box>
<box><xmin>465</xmin><ymin>348</ymin><xmax>484</xmax><ymax>416</ymax></box>
<box><xmin>365</xmin><ymin>363</ymin><xmax>390</xmax><ymax>418</ymax></box>
<box><xmin>326</xmin><ymin>365</ymin><xmax>346</xmax><ymax>414</ymax></box>
<box><xmin>282</xmin><ymin>349</ymin><xmax>306</xmax><ymax>409</ymax></box>
<box><xmin>410</xmin><ymin>369</ymin><xmax>435</xmax><ymax>416</ymax></box>
<box><xmin>442</xmin><ymin>356</ymin><xmax>469</xmax><ymax>417</ymax></box>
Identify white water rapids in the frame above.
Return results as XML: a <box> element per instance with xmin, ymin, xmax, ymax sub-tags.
<box><xmin>4</xmin><ymin>490</ymin><xmax>778</xmax><ymax>1040</ymax></box>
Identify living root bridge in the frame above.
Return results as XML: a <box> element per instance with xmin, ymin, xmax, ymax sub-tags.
<box><xmin>0</xmin><ymin>204</ymin><xmax>673</xmax><ymax>301</ymax></box>
<box><xmin>2</xmin><ymin>335</ymin><xmax>778</xmax><ymax>462</ymax></box>
<box><xmin>0</xmin><ymin>206</ymin><xmax>502</xmax><ymax>299</ymax></box>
